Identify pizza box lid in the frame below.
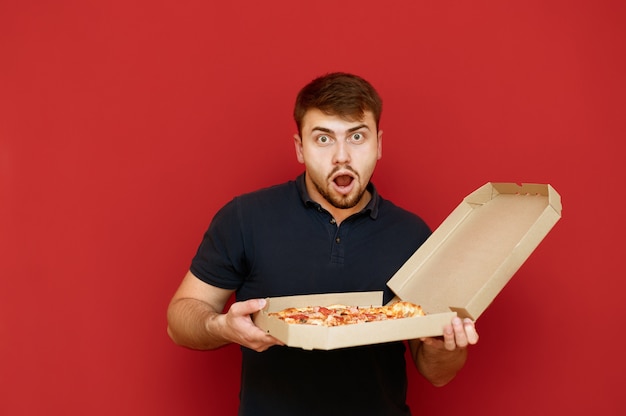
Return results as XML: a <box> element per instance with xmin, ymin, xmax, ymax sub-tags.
<box><xmin>387</xmin><ymin>182</ymin><xmax>562</xmax><ymax>321</ymax></box>
<box><xmin>254</xmin><ymin>291</ymin><xmax>456</xmax><ymax>350</ymax></box>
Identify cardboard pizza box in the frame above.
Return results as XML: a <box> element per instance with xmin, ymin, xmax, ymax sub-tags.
<box><xmin>254</xmin><ymin>291</ymin><xmax>456</xmax><ymax>351</ymax></box>
<box><xmin>253</xmin><ymin>182</ymin><xmax>562</xmax><ymax>350</ymax></box>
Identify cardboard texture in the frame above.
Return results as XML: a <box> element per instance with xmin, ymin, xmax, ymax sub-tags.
<box><xmin>387</xmin><ymin>182</ymin><xmax>561</xmax><ymax>321</ymax></box>
<box><xmin>254</xmin><ymin>182</ymin><xmax>562</xmax><ymax>350</ymax></box>
<box><xmin>254</xmin><ymin>292</ymin><xmax>456</xmax><ymax>350</ymax></box>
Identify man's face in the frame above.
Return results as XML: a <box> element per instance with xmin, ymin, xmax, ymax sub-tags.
<box><xmin>294</xmin><ymin>108</ymin><xmax>383</xmax><ymax>211</ymax></box>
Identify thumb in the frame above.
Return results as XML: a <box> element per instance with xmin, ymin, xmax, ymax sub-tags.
<box><xmin>232</xmin><ymin>298</ymin><xmax>267</xmax><ymax>316</ymax></box>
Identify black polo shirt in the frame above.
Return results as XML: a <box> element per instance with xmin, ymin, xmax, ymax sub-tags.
<box><xmin>191</xmin><ymin>173</ymin><xmax>432</xmax><ymax>416</ymax></box>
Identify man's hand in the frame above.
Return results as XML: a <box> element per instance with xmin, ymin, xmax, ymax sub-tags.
<box><xmin>219</xmin><ymin>299</ymin><xmax>284</xmax><ymax>352</ymax></box>
<box><xmin>421</xmin><ymin>317</ymin><xmax>479</xmax><ymax>351</ymax></box>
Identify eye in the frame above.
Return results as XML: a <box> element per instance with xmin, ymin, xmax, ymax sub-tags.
<box><xmin>317</xmin><ymin>135</ymin><xmax>331</xmax><ymax>144</ymax></box>
<box><xmin>350</xmin><ymin>132</ymin><xmax>364</xmax><ymax>142</ymax></box>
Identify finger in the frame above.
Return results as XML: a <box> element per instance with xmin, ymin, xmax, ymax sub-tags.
<box><xmin>463</xmin><ymin>318</ymin><xmax>479</xmax><ymax>345</ymax></box>
<box><xmin>443</xmin><ymin>324</ymin><xmax>457</xmax><ymax>351</ymax></box>
<box><xmin>231</xmin><ymin>298</ymin><xmax>267</xmax><ymax>316</ymax></box>
<box><xmin>419</xmin><ymin>337</ymin><xmax>434</xmax><ymax>346</ymax></box>
<box><xmin>452</xmin><ymin>317</ymin><xmax>469</xmax><ymax>348</ymax></box>
<box><xmin>269</xmin><ymin>334</ymin><xmax>285</xmax><ymax>346</ymax></box>
<box><xmin>251</xmin><ymin>333</ymin><xmax>285</xmax><ymax>352</ymax></box>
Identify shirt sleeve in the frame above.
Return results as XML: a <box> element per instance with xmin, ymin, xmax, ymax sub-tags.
<box><xmin>189</xmin><ymin>197</ymin><xmax>248</xmax><ymax>290</ymax></box>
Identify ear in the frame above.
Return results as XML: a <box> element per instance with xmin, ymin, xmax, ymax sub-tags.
<box><xmin>294</xmin><ymin>134</ymin><xmax>305</xmax><ymax>164</ymax></box>
<box><xmin>377</xmin><ymin>129</ymin><xmax>383</xmax><ymax>160</ymax></box>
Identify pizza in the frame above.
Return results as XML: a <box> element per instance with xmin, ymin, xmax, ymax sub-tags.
<box><xmin>268</xmin><ymin>301</ymin><xmax>424</xmax><ymax>327</ymax></box>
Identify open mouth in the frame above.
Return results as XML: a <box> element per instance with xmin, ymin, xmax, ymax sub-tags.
<box><xmin>334</xmin><ymin>175</ymin><xmax>354</xmax><ymax>187</ymax></box>
<box><xmin>330</xmin><ymin>170</ymin><xmax>357</xmax><ymax>195</ymax></box>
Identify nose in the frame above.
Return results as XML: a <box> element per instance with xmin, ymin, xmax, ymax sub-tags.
<box><xmin>332</xmin><ymin>140</ymin><xmax>350</xmax><ymax>164</ymax></box>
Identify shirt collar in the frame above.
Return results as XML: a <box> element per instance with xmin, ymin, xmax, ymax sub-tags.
<box><xmin>296</xmin><ymin>173</ymin><xmax>380</xmax><ymax>220</ymax></box>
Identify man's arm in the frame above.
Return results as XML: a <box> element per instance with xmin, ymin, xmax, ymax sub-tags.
<box><xmin>167</xmin><ymin>270</ymin><xmax>283</xmax><ymax>352</ymax></box>
<box><xmin>409</xmin><ymin>317</ymin><xmax>479</xmax><ymax>387</ymax></box>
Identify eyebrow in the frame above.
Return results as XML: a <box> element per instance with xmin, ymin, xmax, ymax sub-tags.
<box><xmin>311</xmin><ymin>124</ymin><xmax>370</xmax><ymax>134</ymax></box>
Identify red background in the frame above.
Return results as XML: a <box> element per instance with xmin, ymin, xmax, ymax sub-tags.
<box><xmin>1</xmin><ymin>1</ymin><xmax>625</xmax><ymax>415</ymax></box>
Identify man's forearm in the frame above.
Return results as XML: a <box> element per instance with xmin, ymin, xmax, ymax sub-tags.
<box><xmin>167</xmin><ymin>298</ymin><xmax>230</xmax><ymax>350</ymax></box>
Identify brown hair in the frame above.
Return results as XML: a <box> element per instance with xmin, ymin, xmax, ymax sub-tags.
<box><xmin>293</xmin><ymin>72</ymin><xmax>383</xmax><ymax>135</ymax></box>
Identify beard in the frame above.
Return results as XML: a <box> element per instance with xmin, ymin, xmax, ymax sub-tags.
<box><xmin>315</xmin><ymin>184</ymin><xmax>365</xmax><ymax>209</ymax></box>
<box><xmin>312</xmin><ymin>167</ymin><xmax>366</xmax><ymax>209</ymax></box>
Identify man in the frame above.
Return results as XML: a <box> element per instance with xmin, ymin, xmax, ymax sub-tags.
<box><xmin>167</xmin><ymin>72</ymin><xmax>479</xmax><ymax>415</ymax></box>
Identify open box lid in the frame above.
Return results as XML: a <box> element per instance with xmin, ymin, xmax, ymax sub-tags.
<box><xmin>387</xmin><ymin>182</ymin><xmax>562</xmax><ymax>321</ymax></box>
